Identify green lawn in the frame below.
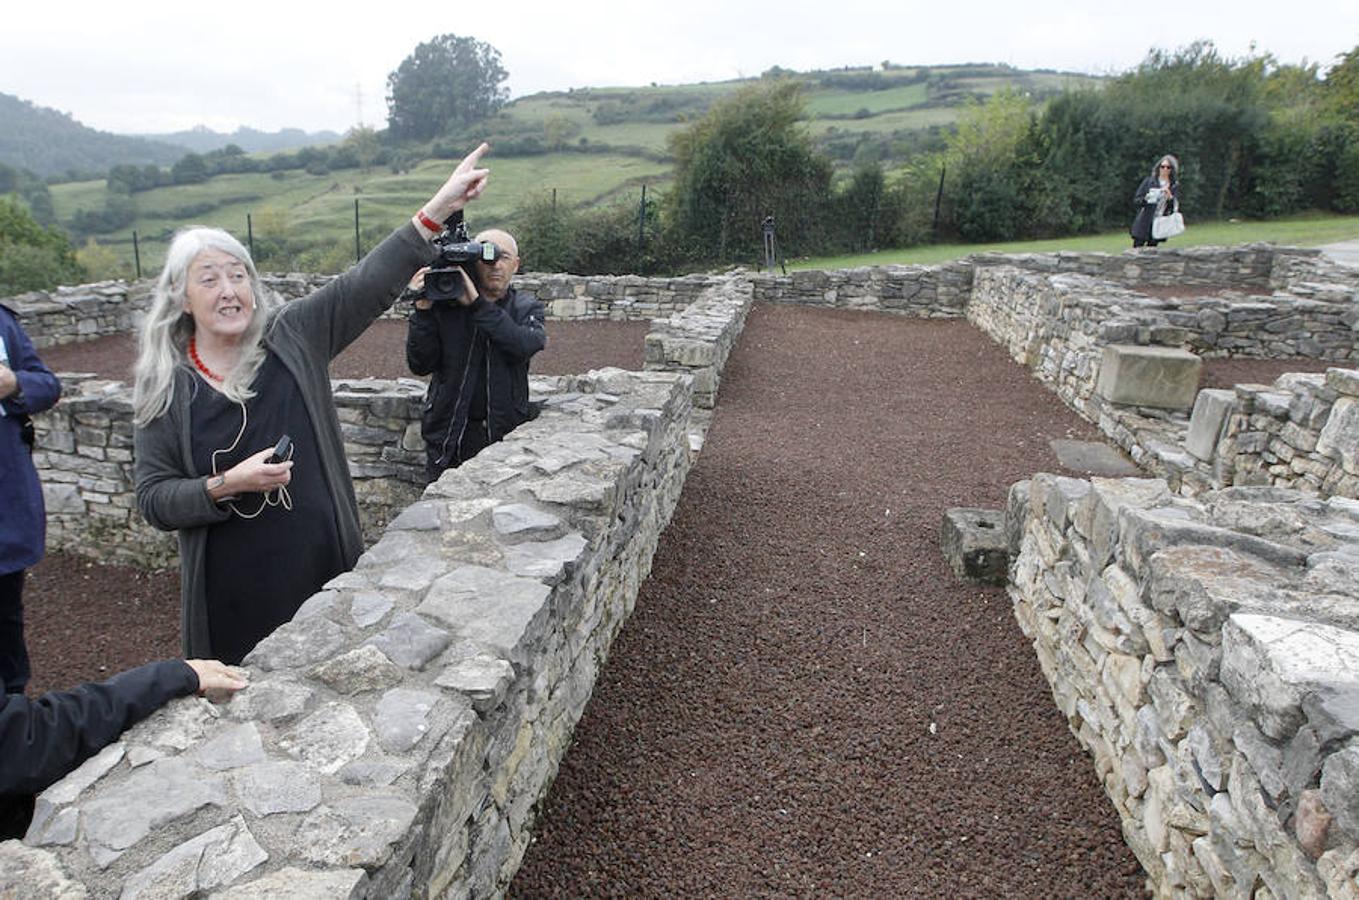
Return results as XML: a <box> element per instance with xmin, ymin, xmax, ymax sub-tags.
<box><xmin>804</xmin><ymin>84</ymin><xmax>930</xmax><ymax>117</ymax></box>
<box><xmin>789</xmin><ymin>213</ymin><xmax>1359</xmax><ymax>269</ymax></box>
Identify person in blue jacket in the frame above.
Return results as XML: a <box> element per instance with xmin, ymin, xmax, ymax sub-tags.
<box><xmin>0</xmin><ymin>657</ymin><xmax>247</xmax><ymax>839</ymax></box>
<box><xmin>0</xmin><ymin>303</ymin><xmax>62</xmax><ymax>697</ymax></box>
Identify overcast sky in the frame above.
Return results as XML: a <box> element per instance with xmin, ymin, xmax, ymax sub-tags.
<box><xmin>3</xmin><ymin>0</ymin><xmax>1355</xmax><ymax>136</ymax></box>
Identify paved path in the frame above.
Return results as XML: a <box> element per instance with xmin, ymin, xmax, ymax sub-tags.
<box><xmin>1320</xmin><ymin>239</ymin><xmax>1359</xmax><ymax>268</ymax></box>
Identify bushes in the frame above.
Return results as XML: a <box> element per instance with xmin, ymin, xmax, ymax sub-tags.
<box><xmin>511</xmin><ymin>192</ymin><xmax>670</xmax><ymax>275</ymax></box>
<box><xmin>0</xmin><ymin>195</ymin><xmax>83</xmax><ymax>294</ymax></box>
<box><xmin>666</xmin><ymin>81</ymin><xmax>832</xmax><ymax>264</ymax></box>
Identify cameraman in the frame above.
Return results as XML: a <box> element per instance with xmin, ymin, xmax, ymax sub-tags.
<box><xmin>405</xmin><ymin>227</ymin><xmax>546</xmax><ymax>480</ymax></box>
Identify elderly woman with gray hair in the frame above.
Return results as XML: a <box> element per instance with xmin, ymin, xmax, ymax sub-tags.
<box><xmin>133</xmin><ymin>143</ymin><xmax>490</xmax><ymax>664</ymax></box>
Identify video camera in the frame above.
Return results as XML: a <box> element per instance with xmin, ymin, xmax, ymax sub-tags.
<box><xmin>424</xmin><ymin>213</ymin><xmax>503</xmax><ymax>302</ymax></box>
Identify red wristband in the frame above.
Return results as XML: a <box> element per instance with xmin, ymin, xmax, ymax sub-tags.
<box><xmin>415</xmin><ymin>209</ymin><xmax>442</xmax><ymax>232</ymax></box>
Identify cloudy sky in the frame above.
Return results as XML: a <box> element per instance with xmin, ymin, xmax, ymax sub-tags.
<box><xmin>3</xmin><ymin>0</ymin><xmax>1355</xmax><ymax>136</ymax></box>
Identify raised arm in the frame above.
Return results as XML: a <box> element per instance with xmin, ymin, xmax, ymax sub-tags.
<box><xmin>276</xmin><ymin>143</ymin><xmax>493</xmax><ymax>359</ymax></box>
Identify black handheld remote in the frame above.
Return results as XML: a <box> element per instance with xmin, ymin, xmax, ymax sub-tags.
<box><xmin>267</xmin><ymin>434</ymin><xmax>292</xmax><ymax>464</ymax></box>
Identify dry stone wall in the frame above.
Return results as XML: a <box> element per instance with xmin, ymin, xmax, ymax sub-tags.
<box><xmin>644</xmin><ymin>277</ymin><xmax>754</xmax><ymax>409</ymax></box>
<box><xmin>8</xmin><ymin>270</ymin><xmax>734</xmax><ymax>351</ymax></box>
<box><xmin>4</xmin><ymin>368</ymin><xmax>695</xmax><ymax>899</ymax></box>
<box><xmin>1008</xmin><ymin>474</ymin><xmax>1359</xmax><ymax>898</ymax></box>
<box><xmin>749</xmin><ymin>262</ymin><xmax>972</xmax><ymax>316</ymax></box>
<box><xmin>1097</xmin><ymin>367</ymin><xmax>1359</xmax><ymax>503</ymax></box>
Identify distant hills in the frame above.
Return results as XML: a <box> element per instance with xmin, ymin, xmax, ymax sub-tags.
<box><xmin>128</xmin><ymin>125</ymin><xmax>343</xmax><ymax>155</ymax></box>
<box><xmin>0</xmin><ymin>93</ymin><xmax>185</xmax><ymax>179</ymax></box>
<box><xmin>0</xmin><ymin>92</ymin><xmax>342</xmax><ymax>179</ymax></box>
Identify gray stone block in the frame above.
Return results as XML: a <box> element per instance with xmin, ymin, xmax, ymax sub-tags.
<box><xmin>1095</xmin><ymin>344</ymin><xmax>1202</xmax><ymax>410</ymax></box>
<box><xmin>1186</xmin><ymin>389</ymin><xmax>1238</xmax><ymax>462</ymax></box>
<box><xmin>940</xmin><ymin>507</ymin><xmax>1008</xmax><ymax>585</ymax></box>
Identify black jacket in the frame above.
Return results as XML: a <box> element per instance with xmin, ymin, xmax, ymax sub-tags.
<box><xmin>1</xmin><ymin>660</ymin><xmax>198</xmax><ymax>838</ymax></box>
<box><xmin>406</xmin><ymin>286</ymin><xmax>547</xmax><ymax>471</ymax></box>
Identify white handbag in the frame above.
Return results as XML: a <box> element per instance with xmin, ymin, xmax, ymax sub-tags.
<box><xmin>1153</xmin><ymin>210</ymin><xmax>1185</xmax><ymax>240</ymax></box>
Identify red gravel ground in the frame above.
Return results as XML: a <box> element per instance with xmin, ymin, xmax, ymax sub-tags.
<box><xmin>23</xmin><ymin>305</ymin><xmax>1331</xmax><ymax>895</ymax></box>
<box><xmin>509</xmin><ymin>306</ymin><xmax>1146</xmax><ymax>897</ymax></box>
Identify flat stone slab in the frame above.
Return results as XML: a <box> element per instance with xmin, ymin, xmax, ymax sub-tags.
<box><xmin>1186</xmin><ymin>389</ymin><xmax>1237</xmax><ymax>461</ymax></box>
<box><xmin>940</xmin><ymin>507</ymin><xmax>1009</xmax><ymax>585</ymax></box>
<box><xmin>1095</xmin><ymin>344</ymin><xmax>1201</xmax><ymax>410</ymax></box>
<box><xmin>1049</xmin><ymin>440</ymin><xmax>1142</xmax><ymax>477</ymax></box>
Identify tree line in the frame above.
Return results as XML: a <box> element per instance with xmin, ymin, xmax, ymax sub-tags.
<box><xmin>518</xmin><ymin>41</ymin><xmax>1359</xmax><ymax>274</ymax></box>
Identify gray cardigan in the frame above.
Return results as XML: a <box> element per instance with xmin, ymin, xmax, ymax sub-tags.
<box><xmin>134</xmin><ymin>223</ymin><xmax>434</xmax><ymax>657</ymax></box>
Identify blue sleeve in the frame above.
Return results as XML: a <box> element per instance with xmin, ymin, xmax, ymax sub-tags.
<box><xmin>0</xmin><ymin>311</ymin><xmax>61</xmax><ymax>417</ymax></box>
<box><xmin>0</xmin><ymin>660</ymin><xmax>198</xmax><ymax>796</ymax></box>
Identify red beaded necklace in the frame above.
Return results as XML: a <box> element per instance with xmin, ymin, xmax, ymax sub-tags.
<box><xmin>187</xmin><ymin>336</ymin><xmax>225</xmax><ymax>383</ymax></box>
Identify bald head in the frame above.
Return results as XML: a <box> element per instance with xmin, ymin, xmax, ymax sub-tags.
<box><xmin>474</xmin><ymin>228</ymin><xmax>520</xmax><ymax>301</ymax></box>
<box><xmin>475</xmin><ymin>229</ymin><xmax>519</xmax><ymax>259</ymax></box>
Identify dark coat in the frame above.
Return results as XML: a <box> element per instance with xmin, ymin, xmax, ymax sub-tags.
<box><xmin>405</xmin><ymin>286</ymin><xmax>546</xmax><ymax>473</ymax></box>
<box><xmin>1130</xmin><ymin>172</ymin><xmax>1180</xmax><ymax>244</ymax></box>
<box><xmin>134</xmin><ymin>223</ymin><xmax>434</xmax><ymax>657</ymax></box>
<box><xmin>1</xmin><ymin>660</ymin><xmax>197</xmax><ymax>838</ymax></box>
<box><xmin>0</xmin><ymin>305</ymin><xmax>62</xmax><ymax>577</ymax></box>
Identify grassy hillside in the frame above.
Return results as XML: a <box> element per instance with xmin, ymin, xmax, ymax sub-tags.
<box><xmin>50</xmin><ymin>62</ymin><xmax>1103</xmax><ymax>273</ymax></box>
<box><xmin>52</xmin><ymin>152</ymin><xmax>669</xmax><ymax>272</ymax></box>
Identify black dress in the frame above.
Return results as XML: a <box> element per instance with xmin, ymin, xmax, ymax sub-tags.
<box><xmin>189</xmin><ymin>356</ymin><xmax>343</xmax><ymax>664</ymax></box>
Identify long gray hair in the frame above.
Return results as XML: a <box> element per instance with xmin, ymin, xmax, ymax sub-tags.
<box><xmin>132</xmin><ymin>227</ymin><xmax>277</xmax><ymax>426</ymax></box>
<box><xmin>1151</xmin><ymin>154</ymin><xmax>1180</xmax><ymax>180</ymax></box>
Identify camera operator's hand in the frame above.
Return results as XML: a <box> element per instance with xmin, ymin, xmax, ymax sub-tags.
<box><xmin>415</xmin><ymin>143</ymin><xmax>490</xmax><ymax>237</ymax></box>
<box><xmin>454</xmin><ymin>268</ymin><xmax>480</xmax><ymax>307</ymax></box>
<box><xmin>408</xmin><ymin>268</ymin><xmax>433</xmax><ymax>311</ymax></box>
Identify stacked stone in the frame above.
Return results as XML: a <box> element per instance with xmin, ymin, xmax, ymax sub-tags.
<box><xmin>1204</xmin><ymin>368</ymin><xmax>1359</xmax><ymax>501</ymax></box>
<box><xmin>3</xmin><ymin>369</ymin><xmax>696</xmax><ymax>898</ymax></box>
<box><xmin>515</xmin><ymin>272</ymin><xmax>728</xmax><ymax>321</ymax></box>
<box><xmin>972</xmin><ymin>243</ymin><xmax>1295</xmax><ymax>289</ymax></box>
<box><xmin>332</xmin><ymin>378</ymin><xmax>431</xmax><ymax>544</ymax></box>
<box><xmin>33</xmin><ymin>376</ymin><xmax>177</xmax><ymax>568</ymax></box>
<box><xmin>1009</xmin><ymin>474</ymin><xmax>1359</xmax><ymax>897</ymax></box>
<box><xmin>6</xmin><ymin>282</ymin><xmax>151</xmax><ymax>349</ymax></box>
<box><xmin>749</xmin><ymin>263</ymin><xmax>972</xmax><ymax>316</ymax></box>
<box><xmin>644</xmin><ymin>279</ymin><xmax>754</xmax><ymax>409</ymax></box>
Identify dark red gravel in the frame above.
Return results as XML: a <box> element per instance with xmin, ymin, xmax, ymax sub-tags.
<box><xmin>28</xmin><ymin>303</ymin><xmax>1323</xmax><ymax>895</ymax></box>
<box><xmin>510</xmin><ymin>306</ymin><xmax>1146</xmax><ymax>897</ymax></box>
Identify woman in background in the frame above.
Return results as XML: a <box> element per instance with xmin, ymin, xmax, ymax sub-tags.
<box><xmin>133</xmin><ymin>144</ymin><xmax>490</xmax><ymax>664</ymax></box>
<box><xmin>1130</xmin><ymin>154</ymin><xmax>1180</xmax><ymax>248</ymax></box>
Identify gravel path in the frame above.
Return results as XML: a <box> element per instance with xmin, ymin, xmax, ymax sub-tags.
<box><xmin>509</xmin><ymin>306</ymin><xmax>1147</xmax><ymax>897</ymax></box>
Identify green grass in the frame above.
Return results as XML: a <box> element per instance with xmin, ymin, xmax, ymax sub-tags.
<box><xmin>53</xmin><ymin>153</ymin><xmax>671</xmax><ymax>272</ymax></box>
<box><xmin>789</xmin><ymin>213</ymin><xmax>1359</xmax><ymax>269</ymax></box>
<box><xmin>804</xmin><ymin>84</ymin><xmax>930</xmax><ymax>117</ymax></box>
